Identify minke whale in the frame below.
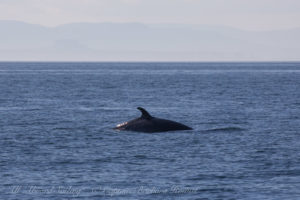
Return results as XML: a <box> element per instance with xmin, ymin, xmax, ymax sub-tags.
<box><xmin>114</xmin><ymin>107</ymin><xmax>192</xmax><ymax>133</ymax></box>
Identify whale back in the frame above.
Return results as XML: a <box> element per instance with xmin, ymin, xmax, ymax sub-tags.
<box><xmin>114</xmin><ymin>107</ymin><xmax>192</xmax><ymax>133</ymax></box>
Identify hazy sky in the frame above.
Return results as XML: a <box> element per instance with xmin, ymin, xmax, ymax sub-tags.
<box><xmin>0</xmin><ymin>0</ymin><xmax>300</xmax><ymax>30</ymax></box>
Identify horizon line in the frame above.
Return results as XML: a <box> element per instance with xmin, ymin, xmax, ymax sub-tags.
<box><xmin>1</xmin><ymin>60</ymin><xmax>300</xmax><ymax>63</ymax></box>
<box><xmin>1</xmin><ymin>19</ymin><xmax>300</xmax><ymax>32</ymax></box>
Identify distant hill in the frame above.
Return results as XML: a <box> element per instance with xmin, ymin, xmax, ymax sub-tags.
<box><xmin>0</xmin><ymin>20</ymin><xmax>299</xmax><ymax>61</ymax></box>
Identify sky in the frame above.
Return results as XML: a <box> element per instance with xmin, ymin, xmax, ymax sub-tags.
<box><xmin>0</xmin><ymin>0</ymin><xmax>300</xmax><ymax>31</ymax></box>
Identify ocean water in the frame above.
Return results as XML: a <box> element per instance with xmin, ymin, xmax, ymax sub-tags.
<box><xmin>0</xmin><ymin>62</ymin><xmax>300</xmax><ymax>200</ymax></box>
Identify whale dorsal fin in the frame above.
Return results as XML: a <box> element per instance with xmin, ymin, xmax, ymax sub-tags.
<box><xmin>137</xmin><ymin>107</ymin><xmax>153</xmax><ymax>120</ymax></box>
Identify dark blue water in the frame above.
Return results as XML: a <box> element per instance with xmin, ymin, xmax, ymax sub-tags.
<box><xmin>1</xmin><ymin>62</ymin><xmax>300</xmax><ymax>200</ymax></box>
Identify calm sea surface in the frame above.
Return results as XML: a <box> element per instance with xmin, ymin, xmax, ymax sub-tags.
<box><xmin>0</xmin><ymin>62</ymin><xmax>300</xmax><ymax>200</ymax></box>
